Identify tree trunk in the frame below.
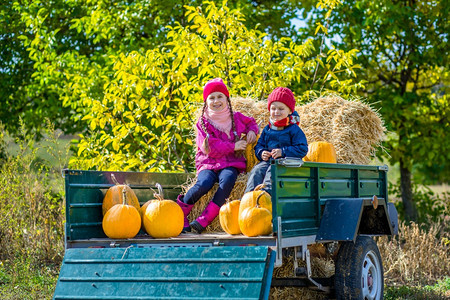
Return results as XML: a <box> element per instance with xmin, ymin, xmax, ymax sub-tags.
<box><xmin>399</xmin><ymin>160</ymin><xmax>417</xmax><ymax>221</ymax></box>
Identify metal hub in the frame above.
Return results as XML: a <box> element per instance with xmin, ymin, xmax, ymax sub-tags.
<box><xmin>361</xmin><ymin>250</ymin><xmax>382</xmax><ymax>300</ymax></box>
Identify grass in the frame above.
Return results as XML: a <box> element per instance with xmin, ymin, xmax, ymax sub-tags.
<box><xmin>378</xmin><ymin>220</ymin><xmax>450</xmax><ymax>299</ymax></box>
<box><xmin>0</xmin><ymin>259</ymin><xmax>59</xmax><ymax>300</ymax></box>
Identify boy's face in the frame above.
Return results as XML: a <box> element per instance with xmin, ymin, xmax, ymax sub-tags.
<box><xmin>270</xmin><ymin>101</ymin><xmax>291</xmax><ymax>121</ymax></box>
<box><xmin>206</xmin><ymin>92</ymin><xmax>227</xmax><ymax>112</ymax></box>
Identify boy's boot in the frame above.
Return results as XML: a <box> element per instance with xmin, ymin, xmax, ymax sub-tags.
<box><xmin>176</xmin><ymin>195</ymin><xmax>194</xmax><ymax>232</ymax></box>
<box><xmin>190</xmin><ymin>201</ymin><xmax>220</xmax><ymax>234</ymax></box>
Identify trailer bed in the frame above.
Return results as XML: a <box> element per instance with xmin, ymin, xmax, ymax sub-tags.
<box><xmin>67</xmin><ymin>232</ymin><xmax>277</xmax><ymax>249</ymax></box>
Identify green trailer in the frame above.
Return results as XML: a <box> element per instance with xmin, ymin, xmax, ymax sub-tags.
<box><xmin>54</xmin><ymin>158</ymin><xmax>398</xmax><ymax>300</ymax></box>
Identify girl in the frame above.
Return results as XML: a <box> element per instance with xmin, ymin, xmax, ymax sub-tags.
<box><xmin>177</xmin><ymin>78</ymin><xmax>259</xmax><ymax>233</ymax></box>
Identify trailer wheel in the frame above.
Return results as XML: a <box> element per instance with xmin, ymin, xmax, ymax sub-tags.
<box><xmin>334</xmin><ymin>236</ymin><xmax>384</xmax><ymax>300</ymax></box>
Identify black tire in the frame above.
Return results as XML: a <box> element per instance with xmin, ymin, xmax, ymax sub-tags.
<box><xmin>335</xmin><ymin>236</ymin><xmax>384</xmax><ymax>300</ymax></box>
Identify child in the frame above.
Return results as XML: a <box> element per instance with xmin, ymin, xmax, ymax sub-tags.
<box><xmin>245</xmin><ymin>87</ymin><xmax>308</xmax><ymax>195</ymax></box>
<box><xmin>177</xmin><ymin>78</ymin><xmax>259</xmax><ymax>233</ymax></box>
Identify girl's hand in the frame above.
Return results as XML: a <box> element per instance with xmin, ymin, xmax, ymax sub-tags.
<box><xmin>235</xmin><ymin>140</ymin><xmax>248</xmax><ymax>151</ymax></box>
<box><xmin>261</xmin><ymin>150</ymin><xmax>272</xmax><ymax>161</ymax></box>
<box><xmin>271</xmin><ymin>148</ymin><xmax>282</xmax><ymax>159</ymax></box>
<box><xmin>246</xmin><ymin>131</ymin><xmax>257</xmax><ymax>144</ymax></box>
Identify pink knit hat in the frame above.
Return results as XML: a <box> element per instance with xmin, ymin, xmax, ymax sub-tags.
<box><xmin>267</xmin><ymin>87</ymin><xmax>295</xmax><ymax>112</ymax></box>
<box><xmin>203</xmin><ymin>78</ymin><xmax>229</xmax><ymax>101</ymax></box>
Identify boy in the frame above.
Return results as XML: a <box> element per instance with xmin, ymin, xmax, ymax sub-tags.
<box><xmin>245</xmin><ymin>87</ymin><xmax>308</xmax><ymax>194</ymax></box>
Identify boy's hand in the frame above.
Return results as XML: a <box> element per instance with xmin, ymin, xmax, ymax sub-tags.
<box><xmin>271</xmin><ymin>148</ymin><xmax>282</xmax><ymax>159</ymax></box>
<box><xmin>246</xmin><ymin>131</ymin><xmax>257</xmax><ymax>144</ymax></box>
<box><xmin>261</xmin><ymin>150</ymin><xmax>272</xmax><ymax>161</ymax></box>
<box><xmin>235</xmin><ymin>140</ymin><xmax>248</xmax><ymax>151</ymax></box>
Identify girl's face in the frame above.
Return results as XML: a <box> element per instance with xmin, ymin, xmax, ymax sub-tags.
<box><xmin>206</xmin><ymin>92</ymin><xmax>228</xmax><ymax>112</ymax></box>
<box><xmin>270</xmin><ymin>101</ymin><xmax>291</xmax><ymax>121</ymax></box>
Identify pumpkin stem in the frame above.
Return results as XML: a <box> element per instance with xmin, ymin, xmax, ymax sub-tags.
<box><xmin>155</xmin><ymin>183</ymin><xmax>164</xmax><ymax>198</ymax></box>
<box><xmin>150</xmin><ymin>183</ymin><xmax>164</xmax><ymax>200</ymax></box>
<box><xmin>255</xmin><ymin>184</ymin><xmax>265</xmax><ymax>191</ymax></box>
<box><xmin>255</xmin><ymin>193</ymin><xmax>264</xmax><ymax>208</ymax></box>
<box><xmin>111</xmin><ymin>173</ymin><xmax>120</xmax><ymax>185</ymax></box>
<box><xmin>122</xmin><ymin>186</ymin><xmax>128</xmax><ymax>205</ymax></box>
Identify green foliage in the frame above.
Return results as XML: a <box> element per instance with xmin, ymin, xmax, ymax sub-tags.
<box><xmin>1</xmin><ymin>0</ymin><xmax>308</xmax><ymax>140</ymax></box>
<box><xmin>300</xmin><ymin>0</ymin><xmax>449</xmax><ymax>220</ymax></box>
<box><xmin>384</xmin><ymin>278</ymin><xmax>450</xmax><ymax>300</ymax></box>
<box><xmin>0</xmin><ymin>121</ymin><xmax>66</xmax><ymax>265</ymax></box>
<box><xmin>414</xmin><ymin>157</ymin><xmax>450</xmax><ymax>185</ymax></box>
<box><xmin>424</xmin><ymin>277</ymin><xmax>450</xmax><ymax>296</ymax></box>
<box><xmin>2</xmin><ymin>0</ymin><xmax>361</xmax><ymax>171</ymax></box>
<box><xmin>301</xmin><ymin>0</ymin><xmax>449</xmax><ymax>171</ymax></box>
<box><xmin>390</xmin><ymin>182</ymin><xmax>449</xmax><ymax>225</ymax></box>
<box><xmin>71</xmin><ymin>1</ymin><xmax>362</xmax><ymax>172</ymax></box>
<box><xmin>0</xmin><ymin>123</ymin><xmax>66</xmax><ymax>300</ymax></box>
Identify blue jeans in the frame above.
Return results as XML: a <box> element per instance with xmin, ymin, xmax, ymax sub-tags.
<box><xmin>244</xmin><ymin>160</ymin><xmax>272</xmax><ymax>195</ymax></box>
<box><xmin>184</xmin><ymin>167</ymin><xmax>239</xmax><ymax>206</ymax></box>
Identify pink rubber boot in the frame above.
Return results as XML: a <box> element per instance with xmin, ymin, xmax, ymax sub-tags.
<box><xmin>176</xmin><ymin>195</ymin><xmax>194</xmax><ymax>232</ymax></box>
<box><xmin>190</xmin><ymin>201</ymin><xmax>221</xmax><ymax>234</ymax></box>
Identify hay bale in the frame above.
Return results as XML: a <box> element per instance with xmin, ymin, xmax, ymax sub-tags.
<box><xmin>196</xmin><ymin>94</ymin><xmax>385</xmax><ymax>166</ymax></box>
<box><xmin>269</xmin><ymin>287</ymin><xmax>328</xmax><ymax>300</ymax></box>
<box><xmin>331</xmin><ymin>100</ymin><xmax>385</xmax><ymax>164</ymax></box>
<box><xmin>298</xmin><ymin>95</ymin><xmax>386</xmax><ymax>164</ymax></box>
<box><xmin>298</xmin><ymin>96</ymin><xmax>347</xmax><ymax>143</ymax></box>
<box><xmin>231</xmin><ymin>94</ymin><xmax>386</xmax><ymax>165</ymax></box>
<box><xmin>269</xmin><ymin>255</ymin><xmax>334</xmax><ymax>299</ymax></box>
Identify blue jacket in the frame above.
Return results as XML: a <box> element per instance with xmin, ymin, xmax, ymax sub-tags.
<box><xmin>254</xmin><ymin>124</ymin><xmax>308</xmax><ymax>161</ymax></box>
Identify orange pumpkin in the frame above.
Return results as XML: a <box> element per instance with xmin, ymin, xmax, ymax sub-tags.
<box><xmin>139</xmin><ymin>200</ymin><xmax>153</xmax><ymax>226</ymax></box>
<box><xmin>139</xmin><ymin>183</ymin><xmax>164</xmax><ymax>227</ymax></box>
<box><xmin>303</xmin><ymin>141</ymin><xmax>337</xmax><ymax>163</ymax></box>
<box><xmin>239</xmin><ymin>193</ymin><xmax>272</xmax><ymax>237</ymax></box>
<box><xmin>219</xmin><ymin>199</ymin><xmax>241</xmax><ymax>235</ymax></box>
<box><xmin>102</xmin><ymin>188</ymin><xmax>141</xmax><ymax>239</ymax></box>
<box><xmin>239</xmin><ymin>184</ymin><xmax>272</xmax><ymax>220</ymax></box>
<box><xmin>142</xmin><ymin>193</ymin><xmax>184</xmax><ymax>238</ymax></box>
<box><xmin>102</xmin><ymin>174</ymin><xmax>140</xmax><ymax>215</ymax></box>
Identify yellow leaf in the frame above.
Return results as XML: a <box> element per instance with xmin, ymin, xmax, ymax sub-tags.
<box><xmin>174</xmin><ymin>133</ymin><xmax>182</xmax><ymax>143</ymax></box>
<box><xmin>112</xmin><ymin>140</ymin><xmax>120</xmax><ymax>151</ymax></box>
<box><xmin>103</xmin><ymin>138</ymin><xmax>112</xmax><ymax>147</ymax></box>
<box><xmin>90</xmin><ymin>120</ymin><xmax>97</xmax><ymax>131</ymax></box>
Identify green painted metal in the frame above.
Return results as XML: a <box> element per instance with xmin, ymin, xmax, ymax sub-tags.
<box><xmin>271</xmin><ymin>160</ymin><xmax>388</xmax><ymax>238</ymax></box>
<box><xmin>63</xmin><ymin>169</ymin><xmax>193</xmax><ymax>241</ymax></box>
<box><xmin>53</xmin><ymin>246</ymin><xmax>275</xmax><ymax>300</ymax></box>
<box><xmin>63</xmin><ymin>163</ymin><xmax>389</xmax><ymax>243</ymax></box>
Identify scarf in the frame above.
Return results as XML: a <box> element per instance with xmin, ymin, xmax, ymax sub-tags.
<box><xmin>205</xmin><ymin>105</ymin><xmax>232</xmax><ymax>138</ymax></box>
<box><xmin>269</xmin><ymin>111</ymin><xmax>300</xmax><ymax>130</ymax></box>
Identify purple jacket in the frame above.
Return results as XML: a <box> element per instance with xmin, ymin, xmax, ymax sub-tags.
<box><xmin>195</xmin><ymin>112</ymin><xmax>259</xmax><ymax>174</ymax></box>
